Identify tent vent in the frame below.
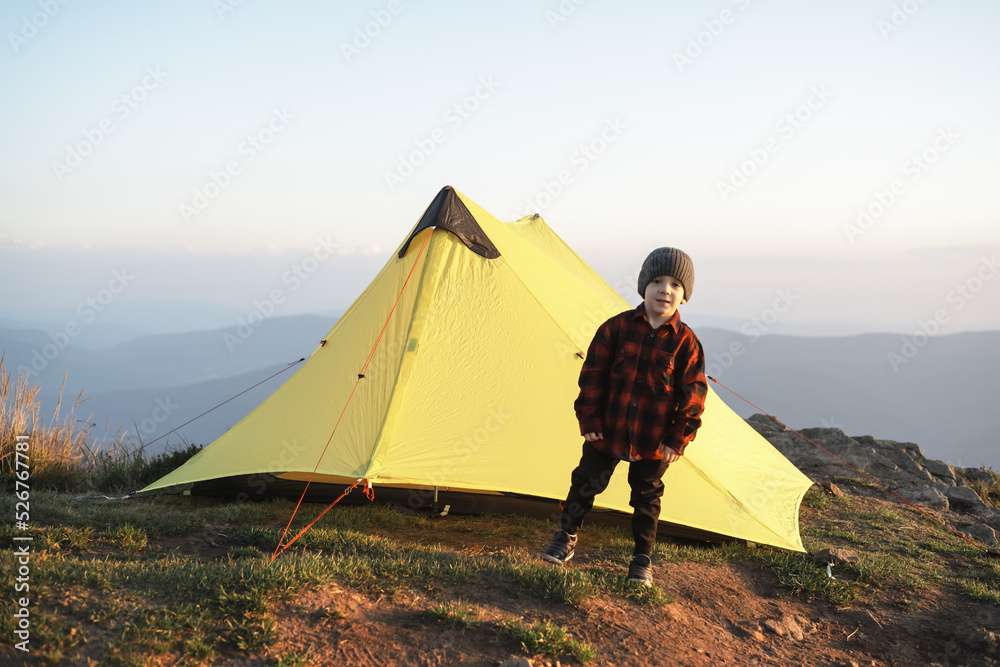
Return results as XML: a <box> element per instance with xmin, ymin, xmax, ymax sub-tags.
<box><xmin>399</xmin><ymin>186</ymin><xmax>501</xmax><ymax>259</ymax></box>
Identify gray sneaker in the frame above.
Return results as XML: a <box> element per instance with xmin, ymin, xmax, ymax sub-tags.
<box><xmin>626</xmin><ymin>554</ymin><xmax>653</xmax><ymax>586</ymax></box>
<box><xmin>540</xmin><ymin>530</ymin><xmax>577</xmax><ymax>565</ymax></box>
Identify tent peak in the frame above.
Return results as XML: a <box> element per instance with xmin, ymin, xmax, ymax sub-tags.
<box><xmin>398</xmin><ymin>186</ymin><xmax>501</xmax><ymax>259</ymax></box>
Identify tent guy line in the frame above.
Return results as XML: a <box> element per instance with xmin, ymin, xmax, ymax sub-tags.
<box><xmin>272</xmin><ymin>226</ymin><xmax>434</xmax><ymax>561</ymax></box>
<box><xmin>270</xmin><ymin>477</ymin><xmax>371</xmax><ymax>562</ymax></box>
<box><xmin>139</xmin><ymin>357</ymin><xmax>307</xmax><ymax>454</ymax></box>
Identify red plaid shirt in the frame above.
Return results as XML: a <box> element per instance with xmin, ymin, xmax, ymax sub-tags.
<box><xmin>574</xmin><ymin>305</ymin><xmax>707</xmax><ymax>461</ymax></box>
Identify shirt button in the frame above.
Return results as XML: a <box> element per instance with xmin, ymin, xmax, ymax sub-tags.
<box><xmin>648</xmin><ymin>333</ymin><xmax>655</xmax><ymax>339</ymax></box>
<box><xmin>632</xmin><ymin>401</ymin><xmax>638</xmax><ymax>406</ymax></box>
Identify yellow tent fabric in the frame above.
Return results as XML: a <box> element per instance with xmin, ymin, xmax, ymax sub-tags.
<box><xmin>142</xmin><ymin>186</ymin><xmax>813</xmax><ymax>552</ymax></box>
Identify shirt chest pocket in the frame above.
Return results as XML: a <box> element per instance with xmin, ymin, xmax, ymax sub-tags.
<box><xmin>612</xmin><ymin>342</ymin><xmax>640</xmax><ymax>376</ymax></box>
<box><xmin>652</xmin><ymin>351</ymin><xmax>676</xmax><ymax>394</ymax></box>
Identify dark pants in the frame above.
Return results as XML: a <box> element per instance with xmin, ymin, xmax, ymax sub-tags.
<box><xmin>559</xmin><ymin>442</ymin><xmax>671</xmax><ymax>557</ymax></box>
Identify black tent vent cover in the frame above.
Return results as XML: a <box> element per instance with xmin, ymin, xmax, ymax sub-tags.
<box><xmin>398</xmin><ymin>186</ymin><xmax>501</xmax><ymax>259</ymax></box>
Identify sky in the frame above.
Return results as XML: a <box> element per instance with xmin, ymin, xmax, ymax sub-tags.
<box><xmin>1</xmin><ymin>0</ymin><xmax>999</xmax><ymax>336</ymax></box>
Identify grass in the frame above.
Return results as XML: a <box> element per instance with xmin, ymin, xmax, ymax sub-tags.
<box><xmin>964</xmin><ymin>468</ymin><xmax>1000</xmax><ymax>509</ymax></box>
<box><xmin>496</xmin><ymin>618</ymin><xmax>597</xmax><ymax>664</ymax></box>
<box><xmin>431</xmin><ymin>600</ymin><xmax>598</xmax><ymax>663</ymax></box>
<box><xmin>431</xmin><ymin>599</ymin><xmax>481</xmax><ymax>626</ymax></box>
<box><xmin>754</xmin><ymin>549</ymin><xmax>857</xmax><ymax>605</ymax></box>
<box><xmin>792</xmin><ymin>488</ymin><xmax>994</xmax><ymax>605</ymax></box>
<box><xmin>0</xmin><ymin>356</ymin><xmax>203</xmax><ymax>495</ymax></box>
<box><xmin>952</xmin><ymin>554</ymin><xmax>1000</xmax><ymax>604</ymax></box>
<box><xmin>1</xmin><ymin>354</ymin><xmax>98</xmax><ymax>491</ymax></box>
<box><xmin>108</xmin><ymin>524</ymin><xmax>149</xmax><ymax>556</ymax></box>
<box><xmin>830</xmin><ymin>475</ymin><xmax>883</xmax><ymax>490</ymax></box>
<box><xmin>230</xmin><ymin>519</ymin><xmax>670</xmax><ymax>608</ymax></box>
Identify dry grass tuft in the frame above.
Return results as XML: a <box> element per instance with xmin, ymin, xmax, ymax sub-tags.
<box><xmin>0</xmin><ymin>354</ymin><xmax>135</xmax><ymax>491</ymax></box>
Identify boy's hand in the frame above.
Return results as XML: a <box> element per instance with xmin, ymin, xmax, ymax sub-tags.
<box><xmin>583</xmin><ymin>432</ymin><xmax>604</xmax><ymax>442</ymax></box>
<box><xmin>662</xmin><ymin>446</ymin><xmax>681</xmax><ymax>463</ymax></box>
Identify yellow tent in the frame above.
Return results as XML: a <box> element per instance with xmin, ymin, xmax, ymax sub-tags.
<box><xmin>142</xmin><ymin>186</ymin><xmax>812</xmax><ymax>551</ymax></box>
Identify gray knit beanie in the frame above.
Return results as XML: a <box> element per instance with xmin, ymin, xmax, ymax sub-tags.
<box><xmin>637</xmin><ymin>247</ymin><xmax>695</xmax><ymax>301</ymax></box>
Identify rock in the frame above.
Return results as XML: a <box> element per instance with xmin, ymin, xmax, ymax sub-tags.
<box><xmin>761</xmin><ymin>618</ymin><xmax>783</xmax><ymax>636</ymax></box>
<box><xmin>814</xmin><ymin>547</ymin><xmax>860</xmax><ymax>565</ymax></box>
<box><xmin>766</xmin><ymin>431</ymin><xmax>847</xmax><ymax>477</ymax></box>
<box><xmin>860</xmin><ymin>436</ymin><xmax>925</xmax><ymax>462</ymax></box>
<box><xmin>961</xmin><ymin>467</ymin><xmax>997</xmax><ymax>486</ymax></box>
<box><xmin>800</xmin><ymin>427</ymin><xmax>856</xmax><ymax>449</ymax></box>
<box><xmin>794</xmin><ymin>615</ymin><xmax>820</xmax><ymax>637</ymax></box>
<box><xmin>839</xmin><ymin>609</ymin><xmax>882</xmax><ymax>629</ymax></box>
<box><xmin>840</xmin><ymin>450</ymin><xmax>906</xmax><ymax>486</ymax></box>
<box><xmin>761</xmin><ymin>616</ymin><xmax>804</xmax><ymax>640</ymax></box>
<box><xmin>786</xmin><ymin>429</ymin><xmax>968</xmax><ymax>491</ymax></box>
<box><xmin>746</xmin><ymin>413</ymin><xmax>785</xmax><ymax>435</ymax></box>
<box><xmin>755</xmin><ymin>420</ymin><xmax>999</xmax><ymax>553</ymax></box>
<box><xmin>783</xmin><ymin>616</ymin><xmax>805</xmax><ymax>641</ymax></box>
<box><xmin>734</xmin><ymin>622</ymin><xmax>767</xmax><ymax>642</ymax></box>
<box><xmin>896</xmin><ymin>486</ymin><xmax>949</xmax><ymax>510</ymax></box>
<box><xmin>924</xmin><ymin>459</ymin><xmax>958</xmax><ymax>486</ymax></box>
<box><xmin>864</xmin><ymin>438</ymin><xmax>936</xmax><ymax>485</ymax></box>
<box><xmin>958</xmin><ymin>523</ymin><xmax>998</xmax><ymax>546</ymax></box>
<box><xmin>499</xmin><ymin>659</ymin><xmax>533</xmax><ymax>667</ymax></box>
<box><xmin>842</xmin><ymin>439</ymin><xmax>930</xmax><ymax>489</ymax></box>
<box><xmin>947</xmin><ymin>486</ymin><xmax>994</xmax><ymax>517</ymax></box>
<box><xmin>765</xmin><ymin>428</ymin><xmax>910</xmax><ymax>487</ymax></box>
<box><xmin>818</xmin><ymin>480</ymin><xmax>845</xmax><ymax>497</ymax></box>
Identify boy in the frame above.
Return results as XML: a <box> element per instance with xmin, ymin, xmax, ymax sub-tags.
<box><xmin>540</xmin><ymin>247</ymin><xmax>707</xmax><ymax>586</ymax></box>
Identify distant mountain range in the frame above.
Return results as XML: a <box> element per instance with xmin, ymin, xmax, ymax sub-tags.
<box><xmin>694</xmin><ymin>328</ymin><xmax>1000</xmax><ymax>471</ymax></box>
<box><xmin>1</xmin><ymin>311</ymin><xmax>997</xmax><ymax>471</ymax></box>
<box><xmin>1</xmin><ymin>313</ymin><xmax>334</xmax><ymax>457</ymax></box>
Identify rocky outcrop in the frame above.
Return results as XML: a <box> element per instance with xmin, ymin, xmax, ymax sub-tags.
<box><xmin>745</xmin><ymin>414</ymin><xmax>1000</xmax><ymax>546</ymax></box>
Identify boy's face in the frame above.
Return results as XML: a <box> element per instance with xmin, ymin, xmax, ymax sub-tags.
<box><xmin>643</xmin><ymin>274</ymin><xmax>686</xmax><ymax>321</ymax></box>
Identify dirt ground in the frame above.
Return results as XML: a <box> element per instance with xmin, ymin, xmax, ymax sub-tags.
<box><xmin>261</xmin><ymin>544</ymin><xmax>997</xmax><ymax>667</ymax></box>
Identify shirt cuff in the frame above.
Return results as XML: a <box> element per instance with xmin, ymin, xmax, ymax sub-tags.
<box><xmin>662</xmin><ymin>439</ymin><xmax>687</xmax><ymax>456</ymax></box>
